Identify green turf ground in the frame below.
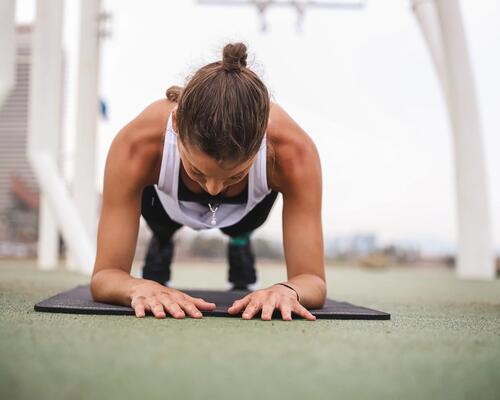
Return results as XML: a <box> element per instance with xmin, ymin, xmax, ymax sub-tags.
<box><xmin>1</xmin><ymin>259</ymin><xmax>499</xmax><ymax>400</ymax></box>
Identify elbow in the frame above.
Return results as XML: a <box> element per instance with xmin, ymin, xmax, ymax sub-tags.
<box><xmin>308</xmin><ymin>274</ymin><xmax>327</xmax><ymax>309</ymax></box>
<box><xmin>317</xmin><ymin>277</ymin><xmax>327</xmax><ymax>308</ymax></box>
<box><xmin>90</xmin><ymin>269</ymin><xmax>104</xmax><ymax>302</ymax></box>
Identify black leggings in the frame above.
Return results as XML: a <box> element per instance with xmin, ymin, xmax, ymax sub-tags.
<box><xmin>141</xmin><ymin>186</ymin><xmax>279</xmax><ymax>244</ymax></box>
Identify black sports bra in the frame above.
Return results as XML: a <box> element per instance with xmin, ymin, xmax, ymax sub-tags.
<box><xmin>177</xmin><ymin>167</ymin><xmax>248</xmax><ymax>205</ymax></box>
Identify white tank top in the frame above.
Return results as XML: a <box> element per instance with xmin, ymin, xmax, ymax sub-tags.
<box><xmin>154</xmin><ymin>112</ymin><xmax>272</xmax><ymax>230</ymax></box>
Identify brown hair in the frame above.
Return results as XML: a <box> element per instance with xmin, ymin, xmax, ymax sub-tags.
<box><xmin>165</xmin><ymin>42</ymin><xmax>270</xmax><ymax>164</ymax></box>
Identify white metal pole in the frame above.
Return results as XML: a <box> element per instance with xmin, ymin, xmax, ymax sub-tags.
<box><xmin>28</xmin><ymin>0</ymin><xmax>95</xmax><ymax>273</ymax></box>
<box><xmin>37</xmin><ymin>195</ymin><xmax>59</xmax><ymax>269</ymax></box>
<box><xmin>0</xmin><ymin>0</ymin><xmax>16</xmax><ymax>107</ymax></box>
<box><xmin>30</xmin><ymin>0</ymin><xmax>63</xmax><ymax>269</ymax></box>
<box><xmin>29</xmin><ymin>154</ymin><xmax>95</xmax><ymax>271</ymax></box>
<box><xmin>412</xmin><ymin>0</ymin><xmax>494</xmax><ymax>279</ymax></box>
<box><xmin>73</xmin><ymin>0</ymin><xmax>101</xmax><ymax>247</ymax></box>
<box><xmin>411</xmin><ymin>0</ymin><xmax>447</xmax><ymax>85</ymax></box>
<box><xmin>436</xmin><ymin>0</ymin><xmax>494</xmax><ymax>279</ymax></box>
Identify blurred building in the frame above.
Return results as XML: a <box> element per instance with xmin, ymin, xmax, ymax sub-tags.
<box><xmin>0</xmin><ymin>25</ymin><xmax>65</xmax><ymax>256</ymax></box>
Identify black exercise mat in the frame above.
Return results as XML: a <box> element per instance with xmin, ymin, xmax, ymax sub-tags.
<box><xmin>34</xmin><ymin>284</ymin><xmax>390</xmax><ymax>320</ymax></box>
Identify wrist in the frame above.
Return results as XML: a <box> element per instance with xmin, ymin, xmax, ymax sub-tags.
<box><xmin>273</xmin><ymin>282</ymin><xmax>300</xmax><ymax>302</ymax></box>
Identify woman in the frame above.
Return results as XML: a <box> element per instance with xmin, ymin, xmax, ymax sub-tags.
<box><xmin>91</xmin><ymin>42</ymin><xmax>325</xmax><ymax>321</ymax></box>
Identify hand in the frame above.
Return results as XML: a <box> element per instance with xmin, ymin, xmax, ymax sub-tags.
<box><xmin>129</xmin><ymin>279</ymin><xmax>216</xmax><ymax>319</ymax></box>
<box><xmin>227</xmin><ymin>284</ymin><xmax>316</xmax><ymax>321</ymax></box>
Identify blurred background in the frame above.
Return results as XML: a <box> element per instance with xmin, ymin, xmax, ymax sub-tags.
<box><xmin>4</xmin><ymin>4</ymin><xmax>500</xmax><ymax>398</ymax></box>
<box><xmin>1</xmin><ymin>0</ymin><xmax>499</xmax><ymax>274</ymax></box>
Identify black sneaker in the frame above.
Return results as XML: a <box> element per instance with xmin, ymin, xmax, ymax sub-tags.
<box><xmin>142</xmin><ymin>236</ymin><xmax>174</xmax><ymax>286</ymax></box>
<box><xmin>227</xmin><ymin>240</ymin><xmax>259</xmax><ymax>291</ymax></box>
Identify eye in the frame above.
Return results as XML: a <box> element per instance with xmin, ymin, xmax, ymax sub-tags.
<box><xmin>190</xmin><ymin>170</ymin><xmax>206</xmax><ymax>181</ymax></box>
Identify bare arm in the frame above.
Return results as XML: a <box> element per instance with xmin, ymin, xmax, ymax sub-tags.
<box><xmin>265</xmin><ymin>104</ymin><xmax>326</xmax><ymax>308</ymax></box>
<box><xmin>227</xmin><ymin>104</ymin><xmax>326</xmax><ymax>320</ymax></box>
<box><xmin>90</xmin><ymin>116</ymin><xmax>152</xmax><ymax>306</ymax></box>
<box><xmin>91</xmin><ymin>99</ymin><xmax>172</xmax><ymax>304</ymax></box>
<box><xmin>90</xmin><ymin>100</ymin><xmax>216</xmax><ymax>318</ymax></box>
<box><xmin>280</xmin><ymin>138</ymin><xmax>326</xmax><ymax>309</ymax></box>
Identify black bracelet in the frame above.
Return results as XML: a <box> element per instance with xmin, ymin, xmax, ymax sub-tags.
<box><xmin>275</xmin><ymin>283</ymin><xmax>300</xmax><ymax>302</ymax></box>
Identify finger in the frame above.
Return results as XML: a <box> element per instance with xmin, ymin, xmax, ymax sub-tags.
<box><xmin>228</xmin><ymin>295</ymin><xmax>252</xmax><ymax>314</ymax></box>
<box><xmin>279</xmin><ymin>303</ymin><xmax>293</xmax><ymax>321</ymax></box>
<box><xmin>261</xmin><ymin>301</ymin><xmax>276</xmax><ymax>321</ymax></box>
<box><xmin>187</xmin><ymin>297</ymin><xmax>216</xmax><ymax>311</ymax></box>
<box><xmin>147</xmin><ymin>300</ymin><xmax>166</xmax><ymax>319</ymax></box>
<box><xmin>242</xmin><ymin>301</ymin><xmax>261</xmax><ymax>320</ymax></box>
<box><xmin>293</xmin><ymin>303</ymin><xmax>316</xmax><ymax>321</ymax></box>
<box><xmin>178</xmin><ymin>300</ymin><xmax>203</xmax><ymax>319</ymax></box>
<box><xmin>132</xmin><ymin>299</ymin><xmax>146</xmax><ymax>318</ymax></box>
<box><xmin>159</xmin><ymin>298</ymin><xmax>185</xmax><ymax>319</ymax></box>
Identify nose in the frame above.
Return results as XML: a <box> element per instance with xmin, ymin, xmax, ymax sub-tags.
<box><xmin>204</xmin><ymin>179</ymin><xmax>224</xmax><ymax>196</ymax></box>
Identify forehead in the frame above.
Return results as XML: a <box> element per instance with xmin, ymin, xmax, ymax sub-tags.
<box><xmin>179</xmin><ymin>140</ymin><xmax>255</xmax><ymax>175</ymax></box>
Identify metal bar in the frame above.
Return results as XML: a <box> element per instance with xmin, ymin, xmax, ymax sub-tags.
<box><xmin>197</xmin><ymin>0</ymin><xmax>364</xmax><ymax>8</ymax></box>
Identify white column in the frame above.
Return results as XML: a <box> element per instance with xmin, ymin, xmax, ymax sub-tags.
<box><xmin>37</xmin><ymin>194</ymin><xmax>59</xmax><ymax>269</ymax></box>
<box><xmin>28</xmin><ymin>0</ymin><xmax>95</xmax><ymax>273</ymax></box>
<box><xmin>0</xmin><ymin>0</ymin><xmax>16</xmax><ymax>107</ymax></box>
<box><xmin>412</xmin><ymin>0</ymin><xmax>494</xmax><ymax>279</ymax></box>
<box><xmin>436</xmin><ymin>0</ymin><xmax>494</xmax><ymax>279</ymax></box>
<box><xmin>30</xmin><ymin>0</ymin><xmax>63</xmax><ymax>269</ymax></box>
<box><xmin>411</xmin><ymin>0</ymin><xmax>447</xmax><ymax>84</ymax></box>
<box><xmin>73</xmin><ymin>0</ymin><xmax>101</xmax><ymax>246</ymax></box>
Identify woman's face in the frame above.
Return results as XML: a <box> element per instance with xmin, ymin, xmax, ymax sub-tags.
<box><xmin>177</xmin><ymin>139</ymin><xmax>254</xmax><ymax>196</ymax></box>
<box><xmin>172</xmin><ymin>109</ymin><xmax>255</xmax><ymax>196</ymax></box>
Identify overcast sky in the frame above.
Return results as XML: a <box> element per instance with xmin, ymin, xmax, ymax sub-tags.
<box><xmin>16</xmin><ymin>0</ymin><xmax>500</xmax><ymax>251</ymax></box>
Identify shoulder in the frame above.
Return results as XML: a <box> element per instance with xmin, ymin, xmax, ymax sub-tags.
<box><xmin>120</xmin><ymin>98</ymin><xmax>174</xmax><ymax>144</ymax></box>
<box><xmin>266</xmin><ymin>102</ymin><xmax>321</xmax><ymax>195</ymax></box>
<box><xmin>105</xmin><ymin>98</ymin><xmax>176</xmax><ymax>191</ymax></box>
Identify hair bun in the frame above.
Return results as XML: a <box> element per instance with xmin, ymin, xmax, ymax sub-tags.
<box><xmin>222</xmin><ymin>42</ymin><xmax>247</xmax><ymax>73</ymax></box>
<box><xmin>165</xmin><ymin>85</ymin><xmax>183</xmax><ymax>102</ymax></box>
